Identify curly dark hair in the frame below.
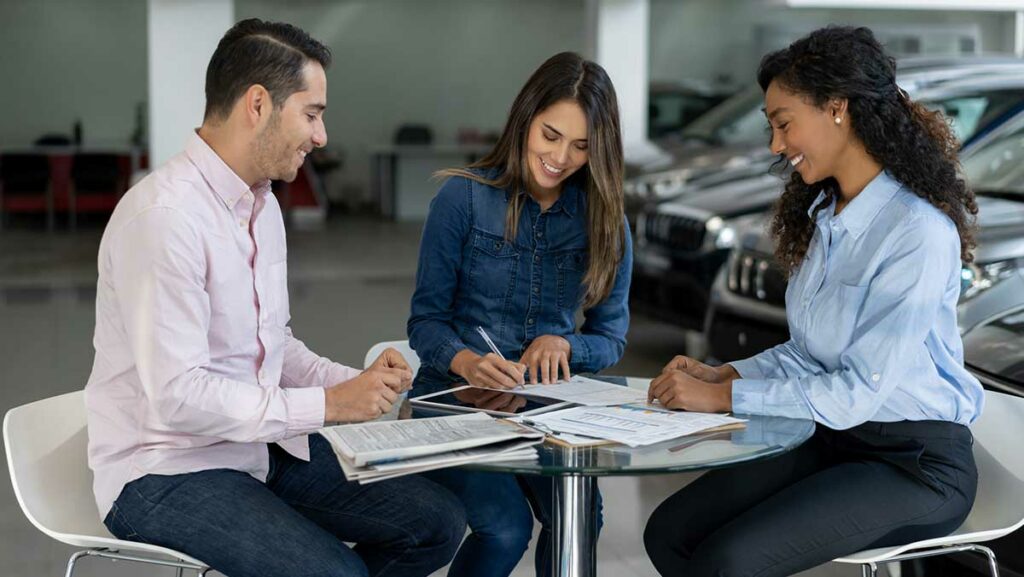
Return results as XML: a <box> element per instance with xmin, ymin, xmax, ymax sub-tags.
<box><xmin>758</xmin><ymin>26</ymin><xmax>978</xmax><ymax>274</ymax></box>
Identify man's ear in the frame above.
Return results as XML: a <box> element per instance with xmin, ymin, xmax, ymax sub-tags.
<box><xmin>240</xmin><ymin>84</ymin><xmax>272</xmax><ymax>128</ymax></box>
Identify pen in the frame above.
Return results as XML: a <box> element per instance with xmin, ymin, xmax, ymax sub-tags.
<box><xmin>476</xmin><ymin>326</ymin><xmax>524</xmax><ymax>389</ymax></box>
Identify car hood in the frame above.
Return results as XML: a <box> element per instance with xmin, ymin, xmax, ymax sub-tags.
<box><xmin>635</xmin><ymin>141</ymin><xmax>772</xmax><ymax>176</ymax></box>
<box><xmin>962</xmin><ymin>297</ymin><xmax>1024</xmax><ymax>388</ymax></box>
<box><xmin>974</xmin><ymin>195</ymin><xmax>1024</xmax><ymax>262</ymax></box>
<box><xmin>656</xmin><ymin>173</ymin><xmax>783</xmax><ymax>221</ymax></box>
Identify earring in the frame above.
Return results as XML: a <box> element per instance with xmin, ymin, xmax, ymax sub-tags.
<box><xmin>834</xmin><ymin>117</ymin><xmax>842</xmax><ymax>125</ymax></box>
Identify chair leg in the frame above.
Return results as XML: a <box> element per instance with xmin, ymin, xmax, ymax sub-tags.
<box><xmin>861</xmin><ymin>562</ymin><xmax>878</xmax><ymax>577</ymax></box>
<box><xmin>176</xmin><ymin>567</ymin><xmax>184</xmax><ymax>577</ymax></box>
<box><xmin>64</xmin><ymin>550</ymin><xmax>89</xmax><ymax>577</ymax></box>
<box><xmin>972</xmin><ymin>544</ymin><xmax>1000</xmax><ymax>577</ymax></box>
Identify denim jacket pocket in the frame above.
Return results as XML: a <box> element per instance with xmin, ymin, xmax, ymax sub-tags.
<box><xmin>467</xmin><ymin>230</ymin><xmax>519</xmax><ymax>300</ymax></box>
<box><xmin>556</xmin><ymin>250</ymin><xmax>588</xmax><ymax>311</ymax></box>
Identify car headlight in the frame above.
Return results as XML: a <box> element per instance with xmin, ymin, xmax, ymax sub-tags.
<box><xmin>705</xmin><ymin>216</ymin><xmax>737</xmax><ymax>250</ymax></box>
<box><xmin>960</xmin><ymin>260</ymin><xmax>1019</xmax><ymax>303</ymax></box>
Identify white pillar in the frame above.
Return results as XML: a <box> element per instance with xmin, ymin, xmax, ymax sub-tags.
<box><xmin>1016</xmin><ymin>10</ymin><xmax>1024</xmax><ymax>56</ymax></box>
<box><xmin>585</xmin><ymin>0</ymin><xmax>665</xmax><ymax>166</ymax></box>
<box><xmin>148</xmin><ymin>0</ymin><xmax>234</xmax><ymax>169</ymax></box>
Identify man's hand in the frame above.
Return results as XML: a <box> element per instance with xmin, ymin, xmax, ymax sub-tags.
<box><xmin>648</xmin><ymin>370</ymin><xmax>732</xmax><ymax>413</ymax></box>
<box><xmin>450</xmin><ymin>350</ymin><xmax>526</xmax><ymax>390</ymax></box>
<box><xmin>324</xmin><ymin>365</ymin><xmax>412</xmax><ymax>422</ymax></box>
<box><xmin>520</xmin><ymin>335</ymin><xmax>572</xmax><ymax>384</ymax></box>
<box><xmin>660</xmin><ymin>355</ymin><xmax>738</xmax><ymax>385</ymax></box>
<box><xmin>368</xmin><ymin>347</ymin><xmax>414</xmax><ymax>391</ymax></box>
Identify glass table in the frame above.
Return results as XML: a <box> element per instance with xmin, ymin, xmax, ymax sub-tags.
<box><xmin>420</xmin><ymin>376</ymin><xmax>816</xmax><ymax>577</ymax></box>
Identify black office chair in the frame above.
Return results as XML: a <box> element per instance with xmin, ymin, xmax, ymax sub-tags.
<box><xmin>0</xmin><ymin>153</ymin><xmax>53</xmax><ymax>232</ymax></box>
<box><xmin>69</xmin><ymin>153</ymin><xmax>124</xmax><ymax>230</ymax></box>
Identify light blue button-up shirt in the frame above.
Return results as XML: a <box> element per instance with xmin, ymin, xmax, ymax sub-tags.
<box><xmin>731</xmin><ymin>170</ymin><xmax>984</xmax><ymax>430</ymax></box>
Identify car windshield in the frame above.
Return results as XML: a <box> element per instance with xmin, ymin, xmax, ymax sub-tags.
<box><xmin>924</xmin><ymin>89</ymin><xmax>1024</xmax><ymax>145</ymax></box>
<box><xmin>962</xmin><ymin>111</ymin><xmax>1024</xmax><ymax>198</ymax></box>
<box><xmin>679</xmin><ymin>86</ymin><xmax>764</xmax><ymax>146</ymax></box>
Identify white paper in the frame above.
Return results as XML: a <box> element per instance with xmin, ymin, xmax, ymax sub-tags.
<box><xmin>478</xmin><ymin>375</ymin><xmax>648</xmax><ymax>407</ymax></box>
<box><xmin>522</xmin><ymin>405</ymin><xmax>746</xmax><ymax>447</ymax></box>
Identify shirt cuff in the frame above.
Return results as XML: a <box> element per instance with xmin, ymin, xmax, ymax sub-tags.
<box><xmin>432</xmin><ymin>337</ymin><xmax>468</xmax><ymax>376</ymax></box>
<box><xmin>285</xmin><ymin>386</ymin><xmax>327</xmax><ymax>434</ymax></box>
<box><xmin>731</xmin><ymin>378</ymin><xmax>765</xmax><ymax>416</ymax></box>
<box><xmin>564</xmin><ymin>334</ymin><xmax>590</xmax><ymax>373</ymax></box>
<box><xmin>325</xmin><ymin>363</ymin><xmax>362</xmax><ymax>388</ymax></box>
<box><xmin>730</xmin><ymin>357</ymin><xmax>767</xmax><ymax>380</ymax></box>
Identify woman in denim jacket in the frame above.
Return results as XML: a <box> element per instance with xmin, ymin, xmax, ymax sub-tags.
<box><xmin>407</xmin><ymin>52</ymin><xmax>632</xmax><ymax>577</ymax></box>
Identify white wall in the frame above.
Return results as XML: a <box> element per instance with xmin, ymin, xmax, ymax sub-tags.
<box><xmin>0</xmin><ymin>0</ymin><xmax>147</xmax><ymax>148</ymax></box>
<box><xmin>235</xmin><ymin>0</ymin><xmax>587</xmax><ymax>204</ymax></box>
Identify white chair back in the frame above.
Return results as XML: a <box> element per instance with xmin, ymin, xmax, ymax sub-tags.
<box><xmin>364</xmin><ymin>340</ymin><xmax>420</xmax><ymax>375</ymax></box>
<box><xmin>3</xmin><ymin>390</ymin><xmax>113</xmax><ymax>545</ymax></box>
<box><xmin>3</xmin><ymin>390</ymin><xmax>207</xmax><ymax>566</ymax></box>
<box><xmin>955</xmin><ymin>390</ymin><xmax>1024</xmax><ymax>539</ymax></box>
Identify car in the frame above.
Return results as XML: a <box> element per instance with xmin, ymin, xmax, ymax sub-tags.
<box><xmin>633</xmin><ymin>74</ymin><xmax>1024</xmax><ymax>334</ymax></box>
<box><xmin>647</xmin><ymin>80</ymin><xmax>734</xmax><ymax>140</ymax></box>
<box><xmin>625</xmin><ymin>56</ymin><xmax>1024</xmax><ymax>219</ymax></box>
<box><xmin>704</xmin><ymin>105</ymin><xmax>1024</xmax><ymax>363</ymax></box>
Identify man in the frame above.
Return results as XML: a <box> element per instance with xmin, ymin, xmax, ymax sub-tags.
<box><xmin>85</xmin><ymin>19</ymin><xmax>465</xmax><ymax>577</ymax></box>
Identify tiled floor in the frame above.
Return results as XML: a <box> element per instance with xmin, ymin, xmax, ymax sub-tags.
<box><xmin>0</xmin><ymin>218</ymin><xmax>865</xmax><ymax>576</ymax></box>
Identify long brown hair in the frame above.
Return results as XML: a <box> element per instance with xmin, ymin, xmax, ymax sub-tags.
<box><xmin>758</xmin><ymin>26</ymin><xmax>978</xmax><ymax>274</ymax></box>
<box><xmin>437</xmin><ymin>52</ymin><xmax>626</xmax><ymax>309</ymax></box>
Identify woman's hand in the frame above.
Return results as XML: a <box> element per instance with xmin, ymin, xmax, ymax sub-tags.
<box><xmin>647</xmin><ymin>370</ymin><xmax>733</xmax><ymax>413</ymax></box>
<box><xmin>520</xmin><ymin>335</ymin><xmax>572</xmax><ymax>384</ymax></box>
<box><xmin>450</xmin><ymin>350</ymin><xmax>526</xmax><ymax>390</ymax></box>
<box><xmin>660</xmin><ymin>355</ymin><xmax>738</xmax><ymax>385</ymax></box>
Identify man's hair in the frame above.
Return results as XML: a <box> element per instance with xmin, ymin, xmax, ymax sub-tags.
<box><xmin>204</xmin><ymin>18</ymin><xmax>331</xmax><ymax>122</ymax></box>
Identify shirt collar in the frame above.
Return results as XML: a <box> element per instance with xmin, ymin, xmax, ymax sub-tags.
<box><xmin>809</xmin><ymin>170</ymin><xmax>902</xmax><ymax>240</ymax></box>
<box><xmin>184</xmin><ymin>131</ymin><xmax>271</xmax><ymax>210</ymax></box>
<box><xmin>508</xmin><ymin>177</ymin><xmax>581</xmax><ymax>217</ymax></box>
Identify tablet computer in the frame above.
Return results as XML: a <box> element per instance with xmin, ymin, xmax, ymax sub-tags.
<box><xmin>410</xmin><ymin>385</ymin><xmax>573</xmax><ymax>418</ymax></box>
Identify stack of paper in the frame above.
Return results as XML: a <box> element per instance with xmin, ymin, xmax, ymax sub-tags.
<box><xmin>321</xmin><ymin>413</ymin><xmax>543</xmax><ymax>483</ymax></box>
<box><xmin>519</xmin><ymin>404</ymin><xmax>746</xmax><ymax>448</ymax></box>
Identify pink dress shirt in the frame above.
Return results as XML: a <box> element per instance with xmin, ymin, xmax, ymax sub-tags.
<box><xmin>85</xmin><ymin>133</ymin><xmax>359</xmax><ymax>518</ymax></box>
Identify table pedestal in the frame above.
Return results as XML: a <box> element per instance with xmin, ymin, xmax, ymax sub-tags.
<box><xmin>551</xmin><ymin>474</ymin><xmax>599</xmax><ymax>577</ymax></box>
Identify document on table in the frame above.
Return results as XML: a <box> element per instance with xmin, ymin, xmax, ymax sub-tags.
<box><xmin>521</xmin><ymin>404</ymin><xmax>746</xmax><ymax>447</ymax></box>
<box><xmin>476</xmin><ymin>375</ymin><xmax>648</xmax><ymax>407</ymax></box>
<box><xmin>322</xmin><ymin>412</ymin><xmax>541</xmax><ymax>467</ymax></box>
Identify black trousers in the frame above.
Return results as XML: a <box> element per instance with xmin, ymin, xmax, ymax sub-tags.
<box><xmin>644</xmin><ymin>420</ymin><xmax>977</xmax><ymax>577</ymax></box>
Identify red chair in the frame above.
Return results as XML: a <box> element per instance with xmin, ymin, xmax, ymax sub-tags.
<box><xmin>0</xmin><ymin>153</ymin><xmax>54</xmax><ymax>232</ymax></box>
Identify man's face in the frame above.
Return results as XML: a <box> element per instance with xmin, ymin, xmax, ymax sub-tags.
<box><xmin>253</xmin><ymin>61</ymin><xmax>328</xmax><ymax>183</ymax></box>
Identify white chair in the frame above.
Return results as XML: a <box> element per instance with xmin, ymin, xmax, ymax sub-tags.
<box><xmin>833</xmin><ymin>390</ymin><xmax>1024</xmax><ymax>577</ymax></box>
<box><xmin>3</xmin><ymin>390</ymin><xmax>210</xmax><ymax>577</ymax></box>
<box><xmin>363</xmin><ymin>339</ymin><xmax>420</xmax><ymax>375</ymax></box>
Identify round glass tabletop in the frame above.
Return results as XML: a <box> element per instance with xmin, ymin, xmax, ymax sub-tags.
<box><xmin>411</xmin><ymin>375</ymin><xmax>816</xmax><ymax>477</ymax></box>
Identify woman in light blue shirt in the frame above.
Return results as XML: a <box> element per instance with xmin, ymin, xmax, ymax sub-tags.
<box><xmin>644</xmin><ymin>26</ymin><xmax>984</xmax><ymax>577</ymax></box>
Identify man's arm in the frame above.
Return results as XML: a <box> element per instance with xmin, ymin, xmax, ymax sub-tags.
<box><xmin>114</xmin><ymin>207</ymin><xmax>324</xmax><ymax>441</ymax></box>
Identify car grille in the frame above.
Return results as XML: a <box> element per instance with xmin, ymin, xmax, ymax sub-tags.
<box><xmin>725</xmin><ymin>249</ymin><xmax>787</xmax><ymax>306</ymax></box>
<box><xmin>643</xmin><ymin>212</ymin><xmax>706</xmax><ymax>252</ymax></box>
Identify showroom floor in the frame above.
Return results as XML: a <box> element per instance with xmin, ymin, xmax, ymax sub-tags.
<box><xmin>0</xmin><ymin>216</ymin><xmax>865</xmax><ymax>576</ymax></box>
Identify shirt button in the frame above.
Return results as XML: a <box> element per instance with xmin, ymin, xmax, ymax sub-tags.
<box><xmin>527</xmin><ymin>318</ymin><xmax>535</xmax><ymax>325</ymax></box>
<box><xmin>536</xmin><ymin>231</ymin><xmax>543</xmax><ymax>238</ymax></box>
<box><xmin>239</xmin><ymin>219</ymin><xmax>246</xmax><ymax>228</ymax></box>
<box><xmin>533</xmin><ymin>286</ymin><xmax>539</xmax><ymax>294</ymax></box>
<box><xmin>258</xmin><ymin>369</ymin><xmax>266</xmax><ymax>381</ymax></box>
<box><xmin>534</xmin><ymin>255</ymin><xmax>540</xmax><ymax>263</ymax></box>
<box><xmin>871</xmin><ymin>373</ymin><xmax>880</xmax><ymax>382</ymax></box>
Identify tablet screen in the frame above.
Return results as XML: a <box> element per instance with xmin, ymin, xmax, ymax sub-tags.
<box><xmin>411</xmin><ymin>386</ymin><xmax>569</xmax><ymax>417</ymax></box>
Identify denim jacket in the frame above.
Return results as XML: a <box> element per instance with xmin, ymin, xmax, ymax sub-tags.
<box><xmin>408</xmin><ymin>171</ymin><xmax>632</xmax><ymax>393</ymax></box>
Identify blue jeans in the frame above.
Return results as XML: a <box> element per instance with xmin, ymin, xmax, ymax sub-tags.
<box><xmin>104</xmin><ymin>434</ymin><xmax>467</xmax><ymax>577</ymax></box>
<box><xmin>424</xmin><ymin>469</ymin><xmax>603</xmax><ymax>577</ymax></box>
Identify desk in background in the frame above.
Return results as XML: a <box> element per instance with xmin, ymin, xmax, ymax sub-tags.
<box><xmin>371</xmin><ymin>144</ymin><xmax>491</xmax><ymax>221</ymax></box>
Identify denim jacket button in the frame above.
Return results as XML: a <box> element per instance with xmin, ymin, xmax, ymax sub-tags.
<box><xmin>534</xmin><ymin>255</ymin><xmax>540</xmax><ymax>263</ymax></box>
<box><xmin>527</xmin><ymin>318</ymin><xmax>535</xmax><ymax>325</ymax></box>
